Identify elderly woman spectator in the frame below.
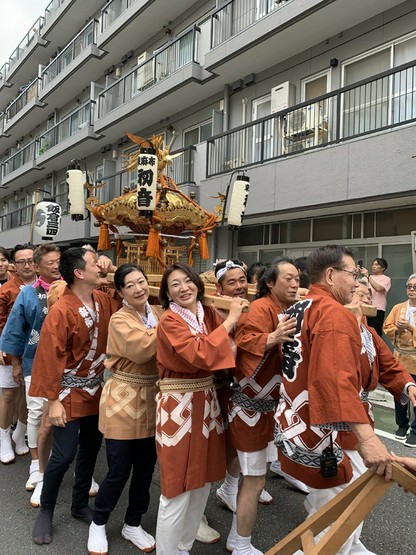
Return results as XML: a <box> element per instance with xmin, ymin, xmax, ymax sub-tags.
<box><xmin>383</xmin><ymin>273</ymin><xmax>416</xmax><ymax>447</ymax></box>
<box><xmin>87</xmin><ymin>263</ymin><xmax>161</xmax><ymax>555</ymax></box>
<box><xmin>155</xmin><ymin>262</ymin><xmax>248</xmax><ymax>555</ymax></box>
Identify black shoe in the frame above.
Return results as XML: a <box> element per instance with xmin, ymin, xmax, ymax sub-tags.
<box><xmin>33</xmin><ymin>508</ymin><xmax>53</xmax><ymax>545</ymax></box>
<box><xmin>404</xmin><ymin>432</ymin><xmax>416</xmax><ymax>448</ymax></box>
<box><xmin>394</xmin><ymin>427</ymin><xmax>408</xmax><ymax>440</ymax></box>
<box><xmin>71</xmin><ymin>505</ymin><xmax>93</xmax><ymax>524</ymax></box>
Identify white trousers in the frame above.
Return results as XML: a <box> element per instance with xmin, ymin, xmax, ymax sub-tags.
<box><xmin>24</xmin><ymin>376</ymin><xmax>44</xmax><ymax>449</ymax></box>
<box><xmin>156</xmin><ymin>483</ymin><xmax>211</xmax><ymax>555</ymax></box>
<box><xmin>295</xmin><ymin>450</ymin><xmax>377</xmax><ymax>555</ymax></box>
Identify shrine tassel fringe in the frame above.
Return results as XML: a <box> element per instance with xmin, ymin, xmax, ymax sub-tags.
<box><xmin>146</xmin><ymin>227</ymin><xmax>161</xmax><ymax>258</ymax></box>
<box><xmin>97</xmin><ymin>223</ymin><xmax>111</xmax><ymax>251</ymax></box>
<box><xmin>199</xmin><ymin>232</ymin><xmax>209</xmax><ymax>260</ymax></box>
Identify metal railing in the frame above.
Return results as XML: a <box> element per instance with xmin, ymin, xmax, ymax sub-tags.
<box><xmin>8</xmin><ymin>17</ymin><xmax>45</xmax><ymax>74</ymax></box>
<box><xmin>3</xmin><ymin>141</ymin><xmax>37</xmax><ymax>177</ymax></box>
<box><xmin>98</xmin><ymin>26</ymin><xmax>198</xmax><ymax>117</ymax></box>
<box><xmin>165</xmin><ymin>146</ymin><xmax>196</xmax><ymax>185</ymax></box>
<box><xmin>0</xmin><ymin>62</ymin><xmax>9</xmax><ymax>83</ymax></box>
<box><xmin>40</xmin><ymin>19</ymin><xmax>98</xmax><ymax>89</ymax></box>
<box><xmin>211</xmin><ymin>0</ymin><xmax>292</xmax><ymax>48</ymax></box>
<box><xmin>100</xmin><ymin>170</ymin><xmax>133</xmax><ymax>199</ymax></box>
<box><xmin>5</xmin><ymin>78</ymin><xmax>40</xmax><ymax>122</ymax></box>
<box><xmin>207</xmin><ymin>59</ymin><xmax>416</xmax><ymax>176</ymax></box>
<box><xmin>44</xmin><ymin>0</ymin><xmax>66</xmax><ymax>24</ymax></box>
<box><xmin>0</xmin><ymin>205</ymin><xmax>34</xmax><ymax>231</ymax></box>
<box><xmin>101</xmin><ymin>0</ymin><xmax>139</xmax><ymax>32</ymax></box>
<box><xmin>37</xmin><ymin>102</ymin><xmax>93</xmax><ymax>154</ymax></box>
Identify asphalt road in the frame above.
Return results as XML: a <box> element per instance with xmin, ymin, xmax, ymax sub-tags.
<box><xmin>0</xmin><ymin>433</ymin><xmax>414</xmax><ymax>555</ymax></box>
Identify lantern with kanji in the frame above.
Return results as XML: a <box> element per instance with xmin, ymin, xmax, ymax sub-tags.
<box><xmin>34</xmin><ymin>200</ymin><xmax>62</xmax><ymax>241</ymax></box>
<box><xmin>227</xmin><ymin>175</ymin><xmax>250</xmax><ymax>229</ymax></box>
<box><xmin>136</xmin><ymin>147</ymin><xmax>157</xmax><ymax>211</ymax></box>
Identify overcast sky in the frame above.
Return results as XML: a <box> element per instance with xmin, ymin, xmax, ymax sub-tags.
<box><xmin>0</xmin><ymin>0</ymin><xmax>49</xmax><ymax>67</ymax></box>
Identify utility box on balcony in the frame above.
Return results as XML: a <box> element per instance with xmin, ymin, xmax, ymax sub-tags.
<box><xmin>271</xmin><ymin>81</ymin><xmax>295</xmax><ymax>113</ymax></box>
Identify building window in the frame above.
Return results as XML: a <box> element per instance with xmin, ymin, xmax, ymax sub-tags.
<box><xmin>312</xmin><ymin>215</ymin><xmax>352</xmax><ymax>241</ymax></box>
<box><xmin>183</xmin><ymin>120</ymin><xmax>212</xmax><ymax>146</ymax></box>
<box><xmin>280</xmin><ymin>220</ymin><xmax>311</xmax><ymax>243</ymax></box>
<box><xmin>237</xmin><ymin>225</ymin><xmax>265</xmax><ymax>246</ymax></box>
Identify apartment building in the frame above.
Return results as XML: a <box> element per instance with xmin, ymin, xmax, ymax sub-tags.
<box><xmin>0</xmin><ymin>0</ymin><xmax>415</xmax><ymax>308</ymax></box>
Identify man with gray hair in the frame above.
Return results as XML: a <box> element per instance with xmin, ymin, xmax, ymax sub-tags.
<box><xmin>276</xmin><ymin>245</ymin><xmax>416</xmax><ymax>554</ymax></box>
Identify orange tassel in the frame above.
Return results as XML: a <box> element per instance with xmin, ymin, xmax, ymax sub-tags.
<box><xmin>146</xmin><ymin>227</ymin><xmax>161</xmax><ymax>258</ymax></box>
<box><xmin>97</xmin><ymin>223</ymin><xmax>111</xmax><ymax>251</ymax></box>
<box><xmin>199</xmin><ymin>232</ymin><xmax>209</xmax><ymax>260</ymax></box>
<box><xmin>187</xmin><ymin>238</ymin><xmax>195</xmax><ymax>266</ymax></box>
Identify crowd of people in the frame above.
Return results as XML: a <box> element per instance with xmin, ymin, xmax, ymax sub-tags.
<box><xmin>0</xmin><ymin>243</ymin><xmax>415</xmax><ymax>555</ymax></box>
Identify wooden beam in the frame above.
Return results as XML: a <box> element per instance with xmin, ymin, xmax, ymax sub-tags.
<box><xmin>266</xmin><ymin>462</ymin><xmax>416</xmax><ymax>555</ymax></box>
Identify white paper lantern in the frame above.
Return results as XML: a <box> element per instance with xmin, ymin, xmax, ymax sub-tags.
<box><xmin>227</xmin><ymin>175</ymin><xmax>250</xmax><ymax>228</ymax></box>
<box><xmin>34</xmin><ymin>201</ymin><xmax>62</xmax><ymax>240</ymax></box>
<box><xmin>136</xmin><ymin>147</ymin><xmax>158</xmax><ymax>211</ymax></box>
<box><xmin>66</xmin><ymin>162</ymin><xmax>85</xmax><ymax>221</ymax></box>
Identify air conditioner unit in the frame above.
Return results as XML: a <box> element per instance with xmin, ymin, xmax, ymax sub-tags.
<box><xmin>287</xmin><ymin>105</ymin><xmax>320</xmax><ymax>136</ymax></box>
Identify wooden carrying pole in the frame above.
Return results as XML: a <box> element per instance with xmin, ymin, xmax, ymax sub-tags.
<box><xmin>147</xmin><ymin>285</ymin><xmax>245</xmax><ymax>311</ymax></box>
<box><xmin>266</xmin><ymin>462</ymin><xmax>416</xmax><ymax>555</ymax></box>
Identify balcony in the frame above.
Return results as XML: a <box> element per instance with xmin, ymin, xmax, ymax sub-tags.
<box><xmin>205</xmin><ymin>0</ymin><xmax>408</xmax><ymax>86</ymax></box>
<box><xmin>1</xmin><ymin>17</ymin><xmax>46</xmax><ymax>83</ymax></box>
<box><xmin>44</xmin><ymin>0</ymin><xmax>66</xmax><ymax>24</ymax></box>
<box><xmin>0</xmin><ymin>205</ymin><xmax>34</xmax><ymax>232</ymax></box>
<box><xmin>38</xmin><ymin>19</ymin><xmax>105</xmax><ymax>107</ymax></box>
<box><xmin>3</xmin><ymin>78</ymin><xmax>45</xmax><ymax>140</ymax></box>
<box><xmin>207</xmin><ymin>60</ymin><xmax>416</xmax><ymax>176</ymax></box>
<box><xmin>1</xmin><ymin>101</ymin><xmax>100</xmax><ymax>188</ymax></box>
<box><xmin>164</xmin><ymin>146</ymin><xmax>197</xmax><ymax>186</ymax></box>
<box><xmin>95</xmin><ymin>26</ymin><xmax>213</xmax><ymax>136</ymax></box>
<box><xmin>36</xmin><ymin>101</ymin><xmax>101</xmax><ymax>168</ymax></box>
<box><xmin>97</xmin><ymin>0</ymin><xmax>199</xmax><ymax>70</ymax></box>
<box><xmin>1</xmin><ymin>140</ymin><xmax>39</xmax><ymax>185</ymax></box>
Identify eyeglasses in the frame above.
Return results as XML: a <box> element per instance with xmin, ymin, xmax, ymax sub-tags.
<box><xmin>14</xmin><ymin>259</ymin><xmax>34</xmax><ymax>266</ymax></box>
<box><xmin>332</xmin><ymin>267</ymin><xmax>359</xmax><ymax>280</ymax></box>
<box><xmin>406</xmin><ymin>284</ymin><xmax>416</xmax><ymax>290</ymax></box>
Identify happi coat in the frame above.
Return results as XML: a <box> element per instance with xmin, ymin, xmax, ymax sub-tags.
<box><xmin>29</xmin><ymin>287</ymin><xmax>117</xmax><ymax>421</ymax></box>
<box><xmin>275</xmin><ymin>284</ymin><xmax>369</xmax><ymax>489</ymax></box>
<box><xmin>227</xmin><ymin>293</ymin><xmax>283</xmax><ymax>452</ymax></box>
<box><xmin>156</xmin><ymin>306</ymin><xmax>235</xmax><ymax>499</ymax></box>
<box><xmin>0</xmin><ymin>275</ymin><xmax>28</xmax><ymax>365</ymax></box>
<box><xmin>383</xmin><ymin>301</ymin><xmax>416</xmax><ymax>375</ymax></box>
<box><xmin>1</xmin><ymin>284</ymin><xmax>49</xmax><ymax>378</ymax></box>
<box><xmin>340</xmin><ymin>322</ymin><xmax>414</xmax><ymax>451</ymax></box>
<box><xmin>99</xmin><ymin>304</ymin><xmax>162</xmax><ymax>440</ymax></box>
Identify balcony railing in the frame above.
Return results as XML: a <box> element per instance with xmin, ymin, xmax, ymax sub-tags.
<box><xmin>100</xmin><ymin>170</ymin><xmax>133</xmax><ymax>200</ymax></box>
<box><xmin>7</xmin><ymin>17</ymin><xmax>45</xmax><ymax>75</ymax></box>
<box><xmin>37</xmin><ymin>102</ymin><xmax>93</xmax><ymax>154</ymax></box>
<box><xmin>207</xmin><ymin>60</ymin><xmax>416</xmax><ymax>176</ymax></box>
<box><xmin>165</xmin><ymin>146</ymin><xmax>196</xmax><ymax>185</ymax></box>
<box><xmin>0</xmin><ymin>205</ymin><xmax>35</xmax><ymax>232</ymax></box>
<box><xmin>44</xmin><ymin>0</ymin><xmax>66</xmax><ymax>24</ymax></box>
<box><xmin>0</xmin><ymin>62</ymin><xmax>9</xmax><ymax>82</ymax></box>
<box><xmin>40</xmin><ymin>19</ymin><xmax>98</xmax><ymax>89</ymax></box>
<box><xmin>98</xmin><ymin>26</ymin><xmax>198</xmax><ymax>118</ymax></box>
<box><xmin>101</xmin><ymin>0</ymin><xmax>139</xmax><ymax>32</ymax></box>
<box><xmin>3</xmin><ymin>140</ymin><xmax>37</xmax><ymax>177</ymax></box>
<box><xmin>5</xmin><ymin>78</ymin><xmax>40</xmax><ymax>122</ymax></box>
<box><xmin>211</xmin><ymin>0</ymin><xmax>292</xmax><ymax>49</ymax></box>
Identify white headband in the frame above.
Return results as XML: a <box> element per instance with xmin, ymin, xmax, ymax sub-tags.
<box><xmin>215</xmin><ymin>260</ymin><xmax>246</xmax><ymax>282</ymax></box>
